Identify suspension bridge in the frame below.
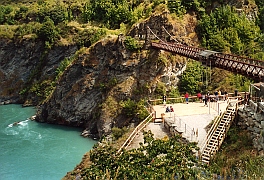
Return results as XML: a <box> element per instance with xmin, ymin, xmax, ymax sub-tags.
<box><xmin>148</xmin><ymin>26</ymin><xmax>264</xmax><ymax>82</ymax></box>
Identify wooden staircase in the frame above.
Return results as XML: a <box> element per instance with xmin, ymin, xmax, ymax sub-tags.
<box><xmin>201</xmin><ymin>100</ymin><xmax>238</xmax><ymax>164</ymax></box>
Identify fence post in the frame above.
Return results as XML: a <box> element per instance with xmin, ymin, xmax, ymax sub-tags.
<box><xmin>209</xmin><ymin>101</ymin><xmax>211</xmax><ymax>114</ymax></box>
<box><xmin>218</xmin><ymin>102</ymin><xmax>220</xmax><ymax>115</ymax></box>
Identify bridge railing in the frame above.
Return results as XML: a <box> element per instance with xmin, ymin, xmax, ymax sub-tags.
<box><xmin>117</xmin><ymin>112</ymin><xmax>154</xmax><ymax>154</ymax></box>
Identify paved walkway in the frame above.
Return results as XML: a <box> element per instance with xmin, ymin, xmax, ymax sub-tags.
<box><xmin>127</xmin><ymin>100</ymin><xmax>229</xmax><ymax>150</ymax></box>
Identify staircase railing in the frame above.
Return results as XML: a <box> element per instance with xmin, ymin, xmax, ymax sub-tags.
<box><xmin>200</xmin><ymin>98</ymin><xmax>241</xmax><ymax>163</ymax></box>
<box><xmin>199</xmin><ymin>112</ymin><xmax>224</xmax><ymax>155</ymax></box>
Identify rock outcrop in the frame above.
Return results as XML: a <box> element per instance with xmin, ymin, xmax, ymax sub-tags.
<box><xmin>0</xmin><ymin>38</ymin><xmax>77</xmax><ymax>105</ymax></box>
<box><xmin>35</xmin><ymin>12</ymin><xmax>199</xmax><ymax>138</ymax></box>
<box><xmin>237</xmin><ymin>101</ymin><xmax>264</xmax><ymax>154</ymax></box>
<box><xmin>0</xmin><ymin>10</ymin><xmax>200</xmax><ymax>138</ymax></box>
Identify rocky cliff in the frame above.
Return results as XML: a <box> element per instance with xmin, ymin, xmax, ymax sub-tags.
<box><xmin>34</xmin><ymin>12</ymin><xmax>198</xmax><ymax>138</ymax></box>
<box><xmin>2</xmin><ymin>3</ymin><xmax>256</xmax><ymax>138</ymax></box>
<box><xmin>0</xmin><ymin>38</ymin><xmax>77</xmax><ymax>105</ymax></box>
<box><xmin>237</xmin><ymin>101</ymin><xmax>264</xmax><ymax>155</ymax></box>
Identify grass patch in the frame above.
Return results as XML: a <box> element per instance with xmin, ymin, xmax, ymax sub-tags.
<box><xmin>209</xmin><ymin>127</ymin><xmax>264</xmax><ymax>179</ymax></box>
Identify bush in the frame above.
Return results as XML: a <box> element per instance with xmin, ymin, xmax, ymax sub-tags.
<box><xmin>124</xmin><ymin>36</ymin><xmax>142</xmax><ymax>51</ymax></box>
<box><xmin>82</xmin><ymin>131</ymin><xmax>204</xmax><ymax>179</ymax></box>
<box><xmin>37</xmin><ymin>17</ymin><xmax>59</xmax><ymax>44</ymax></box>
<box><xmin>120</xmin><ymin>99</ymin><xmax>137</xmax><ymax>117</ymax></box>
<box><xmin>120</xmin><ymin>99</ymin><xmax>149</xmax><ymax>121</ymax></box>
<box><xmin>111</xmin><ymin>127</ymin><xmax>128</xmax><ymax>140</ymax></box>
<box><xmin>14</xmin><ymin>22</ymin><xmax>41</xmax><ymax>39</ymax></box>
<box><xmin>77</xmin><ymin>28</ymin><xmax>107</xmax><ymax>48</ymax></box>
<box><xmin>154</xmin><ymin>81</ymin><xmax>166</xmax><ymax>95</ymax></box>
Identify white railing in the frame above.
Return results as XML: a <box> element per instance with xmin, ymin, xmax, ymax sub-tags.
<box><xmin>117</xmin><ymin>113</ymin><xmax>154</xmax><ymax>154</ymax></box>
<box><xmin>170</xmin><ymin>114</ymin><xmax>198</xmax><ymax>142</ymax></box>
<box><xmin>199</xmin><ymin>114</ymin><xmax>223</xmax><ymax>155</ymax></box>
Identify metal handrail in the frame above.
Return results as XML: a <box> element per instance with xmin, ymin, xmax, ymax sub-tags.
<box><xmin>199</xmin><ymin>111</ymin><xmax>224</xmax><ymax>154</ymax></box>
<box><xmin>200</xmin><ymin>98</ymin><xmax>244</xmax><ymax>162</ymax></box>
<box><xmin>172</xmin><ymin>114</ymin><xmax>198</xmax><ymax>142</ymax></box>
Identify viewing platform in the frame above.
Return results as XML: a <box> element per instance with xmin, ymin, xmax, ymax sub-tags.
<box><xmin>152</xmin><ymin>100</ymin><xmax>229</xmax><ymax>148</ymax></box>
<box><xmin>126</xmin><ymin>99</ymin><xmax>231</xmax><ymax>151</ymax></box>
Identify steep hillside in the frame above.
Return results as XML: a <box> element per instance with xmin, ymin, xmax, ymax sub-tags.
<box><xmin>35</xmin><ymin>12</ymin><xmax>198</xmax><ymax>138</ymax></box>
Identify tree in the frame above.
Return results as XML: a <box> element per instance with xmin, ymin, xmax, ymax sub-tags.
<box><xmin>167</xmin><ymin>0</ymin><xmax>186</xmax><ymax>15</ymax></box>
<box><xmin>80</xmin><ymin>131</ymin><xmax>206</xmax><ymax>179</ymax></box>
<box><xmin>37</xmin><ymin>17</ymin><xmax>59</xmax><ymax>45</ymax></box>
<box><xmin>197</xmin><ymin>5</ymin><xmax>262</xmax><ymax>57</ymax></box>
<box><xmin>83</xmin><ymin>0</ymin><xmax>132</xmax><ymax>29</ymax></box>
<box><xmin>179</xmin><ymin>61</ymin><xmax>206</xmax><ymax>95</ymax></box>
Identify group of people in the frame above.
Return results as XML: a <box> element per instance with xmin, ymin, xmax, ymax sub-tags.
<box><xmin>165</xmin><ymin>106</ymin><xmax>174</xmax><ymax>112</ymax></box>
<box><xmin>197</xmin><ymin>90</ymin><xmax>229</xmax><ymax>106</ymax></box>
<box><xmin>163</xmin><ymin>89</ymin><xmax>231</xmax><ymax>110</ymax></box>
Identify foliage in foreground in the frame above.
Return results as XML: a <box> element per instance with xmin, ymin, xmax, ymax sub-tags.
<box><xmin>79</xmin><ymin>131</ymin><xmax>207</xmax><ymax>179</ymax></box>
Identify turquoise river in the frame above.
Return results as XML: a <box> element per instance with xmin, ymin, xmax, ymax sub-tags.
<box><xmin>0</xmin><ymin>104</ymin><xmax>97</xmax><ymax>180</ymax></box>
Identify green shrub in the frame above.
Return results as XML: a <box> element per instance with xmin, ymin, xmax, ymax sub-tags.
<box><xmin>124</xmin><ymin>36</ymin><xmax>142</xmax><ymax>51</ymax></box>
<box><xmin>154</xmin><ymin>81</ymin><xmax>166</xmax><ymax>95</ymax></box>
<box><xmin>120</xmin><ymin>99</ymin><xmax>149</xmax><ymax>121</ymax></box>
<box><xmin>120</xmin><ymin>98</ymin><xmax>137</xmax><ymax>117</ymax></box>
<box><xmin>14</xmin><ymin>22</ymin><xmax>41</xmax><ymax>38</ymax></box>
<box><xmin>37</xmin><ymin>17</ymin><xmax>59</xmax><ymax>44</ymax></box>
<box><xmin>157</xmin><ymin>53</ymin><xmax>168</xmax><ymax>65</ymax></box>
<box><xmin>55</xmin><ymin>57</ymin><xmax>74</xmax><ymax>81</ymax></box>
<box><xmin>14</xmin><ymin>6</ymin><xmax>28</xmax><ymax>20</ymax></box>
<box><xmin>167</xmin><ymin>0</ymin><xmax>186</xmax><ymax>16</ymax></box>
<box><xmin>77</xmin><ymin>28</ymin><xmax>107</xmax><ymax>48</ymax></box>
<box><xmin>111</xmin><ymin>126</ymin><xmax>128</xmax><ymax>140</ymax></box>
<box><xmin>82</xmin><ymin>132</ymin><xmax>203</xmax><ymax>179</ymax></box>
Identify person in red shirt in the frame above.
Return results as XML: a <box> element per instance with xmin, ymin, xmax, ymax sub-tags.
<box><xmin>170</xmin><ymin>106</ymin><xmax>174</xmax><ymax>112</ymax></box>
<box><xmin>197</xmin><ymin>92</ymin><xmax>202</xmax><ymax>102</ymax></box>
<box><xmin>184</xmin><ymin>92</ymin><xmax>189</xmax><ymax>104</ymax></box>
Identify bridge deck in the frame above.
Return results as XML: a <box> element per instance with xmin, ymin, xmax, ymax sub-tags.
<box><xmin>151</xmin><ymin>42</ymin><xmax>264</xmax><ymax>81</ymax></box>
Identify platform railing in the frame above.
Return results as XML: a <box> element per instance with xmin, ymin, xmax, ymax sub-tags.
<box><xmin>170</xmin><ymin>114</ymin><xmax>198</xmax><ymax>142</ymax></box>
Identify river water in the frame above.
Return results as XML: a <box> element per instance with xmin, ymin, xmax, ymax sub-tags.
<box><xmin>0</xmin><ymin>104</ymin><xmax>97</xmax><ymax>180</ymax></box>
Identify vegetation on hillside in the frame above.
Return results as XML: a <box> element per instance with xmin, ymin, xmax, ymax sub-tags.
<box><xmin>209</xmin><ymin>127</ymin><xmax>264</xmax><ymax>179</ymax></box>
<box><xmin>1</xmin><ymin>0</ymin><xmax>264</xmax><ymax>179</ymax></box>
<box><xmin>69</xmin><ymin>131</ymin><xmax>208</xmax><ymax>179</ymax></box>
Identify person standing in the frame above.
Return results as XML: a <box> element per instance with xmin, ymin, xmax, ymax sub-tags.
<box><xmin>234</xmin><ymin>89</ymin><xmax>238</xmax><ymax>97</ymax></box>
<box><xmin>204</xmin><ymin>95</ymin><xmax>208</xmax><ymax>107</ymax></box>
<box><xmin>184</xmin><ymin>92</ymin><xmax>189</xmax><ymax>104</ymax></box>
<box><xmin>197</xmin><ymin>92</ymin><xmax>202</xmax><ymax>103</ymax></box>
<box><xmin>162</xmin><ymin>94</ymin><xmax>167</xmax><ymax>107</ymax></box>
<box><xmin>224</xmin><ymin>90</ymin><xmax>228</xmax><ymax>101</ymax></box>
<box><xmin>202</xmin><ymin>93</ymin><xmax>205</xmax><ymax>103</ymax></box>
<box><xmin>218</xmin><ymin>90</ymin><xmax>222</xmax><ymax>100</ymax></box>
<box><xmin>214</xmin><ymin>91</ymin><xmax>218</xmax><ymax>101</ymax></box>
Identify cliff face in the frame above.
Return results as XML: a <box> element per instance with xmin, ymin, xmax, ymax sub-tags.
<box><xmin>0</xmin><ymin>10</ymin><xmax>199</xmax><ymax>138</ymax></box>
<box><xmin>35</xmin><ymin>12</ymin><xmax>198</xmax><ymax>138</ymax></box>
<box><xmin>0</xmin><ymin>38</ymin><xmax>77</xmax><ymax>105</ymax></box>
